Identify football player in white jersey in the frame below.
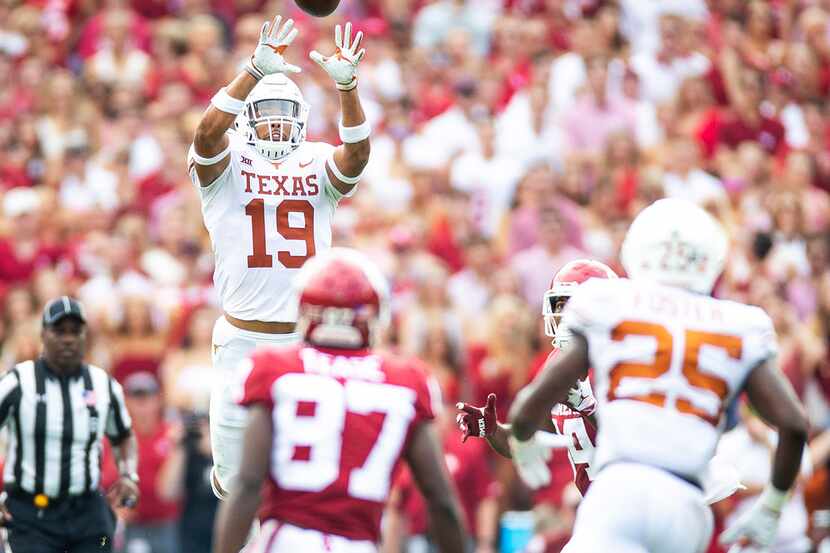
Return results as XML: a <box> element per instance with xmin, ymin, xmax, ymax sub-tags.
<box><xmin>508</xmin><ymin>198</ymin><xmax>809</xmax><ymax>553</ymax></box>
<box><xmin>188</xmin><ymin>14</ymin><xmax>371</xmax><ymax>499</ymax></box>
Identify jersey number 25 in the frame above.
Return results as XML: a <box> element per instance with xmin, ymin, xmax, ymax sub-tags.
<box><xmin>608</xmin><ymin>321</ymin><xmax>742</xmax><ymax>426</ymax></box>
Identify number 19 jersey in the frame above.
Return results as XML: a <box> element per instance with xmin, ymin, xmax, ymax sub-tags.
<box><xmin>237</xmin><ymin>344</ymin><xmax>441</xmax><ymax>542</ymax></box>
<box><xmin>188</xmin><ymin>132</ymin><xmax>355</xmax><ymax>323</ymax></box>
<box><xmin>561</xmin><ymin>277</ymin><xmax>778</xmax><ymax>483</ymax></box>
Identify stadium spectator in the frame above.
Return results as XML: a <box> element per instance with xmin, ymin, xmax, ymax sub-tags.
<box><xmin>105</xmin><ymin>372</ymin><xmax>180</xmax><ymax>553</ymax></box>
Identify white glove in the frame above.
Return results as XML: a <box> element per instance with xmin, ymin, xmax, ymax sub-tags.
<box><xmin>310</xmin><ymin>22</ymin><xmax>366</xmax><ymax>90</ymax></box>
<box><xmin>508</xmin><ymin>432</ymin><xmax>571</xmax><ymax>490</ymax></box>
<box><xmin>246</xmin><ymin>15</ymin><xmax>300</xmax><ymax>80</ymax></box>
<box><xmin>566</xmin><ymin>378</ymin><xmax>597</xmax><ymax>416</ymax></box>
<box><xmin>719</xmin><ymin>485</ymin><xmax>788</xmax><ymax>551</ymax></box>
<box><xmin>702</xmin><ymin>454</ymin><xmax>745</xmax><ymax>506</ymax></box>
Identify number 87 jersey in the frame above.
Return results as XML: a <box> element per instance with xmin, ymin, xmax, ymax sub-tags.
<box><xmin>236</xmin><ymin>344</ymin><xmax>441</xmax><ymax>542</ymax></box>
<box><xmin>188</xmin><ymin>131</ymin><xmax>355</xmax><ymax>323</ymax></box>
<box><xmin>561</xmin><ymin>277</ymin><xmax>778</xmax><ymax>483</ymax></box>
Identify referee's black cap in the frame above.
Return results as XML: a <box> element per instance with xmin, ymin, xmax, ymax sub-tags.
<box><xmin>42</xmin><ymin>296</ymin><xmax>87</xmax><ymax>327</ymax></box>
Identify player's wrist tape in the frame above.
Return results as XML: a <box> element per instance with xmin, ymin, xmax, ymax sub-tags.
<box><xmin>326</xmin><ymin>154</ymin><xmax>362</xmax><ymax>185</ymax></box>
<box><xmin>760</xmin><ymin>485</ymin><xmax>788</xmax><ymax>512</ymax></box>
<box><xmin>339</xmin><ymin>119</ymin><xmax>371</xmax><ymax>144</ymax></box>
<box><xmin>211</xmin><ymin>88</ymin><xmax>246</xmax><ymax>115</ymax></box>
<box><xmin>244</xmin><ymin>57</ymin><xmax>264</xmax><ymax>81</ymax></box>
<box><xmin>336</xmin><ymin>77</ymin><xmax>358</xmax><ymax>91</ymax></box>
<box><xmin>189</xmin><ymin>142</ymin><xmax>231</xmax><ymax>165</ymax></box>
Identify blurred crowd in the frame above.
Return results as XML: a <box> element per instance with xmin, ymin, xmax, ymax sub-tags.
<box><xmin>4</xmin><ymin>0</ymin><xmax>830</xmax><ymax>551</ymax></box>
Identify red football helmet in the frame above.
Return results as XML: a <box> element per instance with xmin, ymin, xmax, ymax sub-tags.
<box><xmin>295</xmin><ymin>248</ymin><xmax>390</xmax><ymax>349</ymax></box>
<box><xmin>543</xmin><ymin>259</ymin><xmax>617</xmax><ymax>348</ymax></box>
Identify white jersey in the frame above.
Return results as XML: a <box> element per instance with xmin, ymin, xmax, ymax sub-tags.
<box><xmin>562</xmin><ymin>277</ymin><xmax>777</xmax><ymax>482</ymax></box>
<box><xmin>189</xmin><ymin>132</ymin><xmax>355</xmax><ymax>322</ymax></box>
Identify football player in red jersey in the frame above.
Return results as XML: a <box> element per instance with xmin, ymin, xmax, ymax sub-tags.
<box><xmin>456</xmin><ymin>259</ymin><xmax>615</xmax><ymax>495</ymax></box>
<box><xmin>213</xmin><ymin>248</ymin><xmax>467</xmax><ymax>553</ymax></box>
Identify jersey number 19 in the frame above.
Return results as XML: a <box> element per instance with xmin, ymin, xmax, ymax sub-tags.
<box><xmin>245</xmin><ymin>198</ymin><xmax>315</xmax><ymax>269</ymax></box>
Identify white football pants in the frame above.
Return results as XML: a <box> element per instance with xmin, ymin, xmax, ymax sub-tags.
<box><xmin>209</xmin><ymin>315</ymin><xmax>299</xmax><ymax>498</ymax></box>
<box><xmin>564</xmin><ymin>463</ymin><xmax>713</xmax><ymax>553</ymax></box>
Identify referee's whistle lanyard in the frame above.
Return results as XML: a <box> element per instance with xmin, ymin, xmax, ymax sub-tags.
<box><xmin>31</xmin><ymin>360</ymin><xmax>99</xmax><ymax>518</ymax></box>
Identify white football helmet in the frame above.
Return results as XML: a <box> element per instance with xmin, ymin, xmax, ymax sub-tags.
<box><xmin>621</xmin><ymin>199</ymin><xmax>728</xmax><ymax>295</ymax></box>
<box><xmin>236</xmin><ymin>73</ymin><xmax>309</xmax><ymax>161</ymax></box>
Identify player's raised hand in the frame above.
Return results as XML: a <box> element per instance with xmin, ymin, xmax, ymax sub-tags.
<box><xmin>309</xmin><ymin>22</ymin><xmax>366</xmax><ymax>90</ymax></box>
<box><xmin>247</xmin><ymin>15</ymin><xmax>301</xmax><ymax>79</ymax></box>
<box><xmin>456</xmin><ymin>393</ymin><xmax>498</xmax><ymax>443</ymax></box>
<box><xmin>719</xmin><ymin>485</ymin><xmax>787</xmax><ymax>551</ymax></box>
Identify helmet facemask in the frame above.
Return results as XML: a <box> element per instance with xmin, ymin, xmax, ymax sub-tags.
<box><xmin>543</xmin><ymin>290</ymin><xmax>572</xmax><ymax>349</ymax></box>
<box><xmin>247</xmin><ymin>98</ymin><xmax>305</xmax><ymax>161</ymax></box>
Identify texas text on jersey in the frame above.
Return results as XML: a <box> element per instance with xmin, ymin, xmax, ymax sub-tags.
<box><xmin>237</xmin><ymin>343</ymin><xmax>439</xmax><ymax>542</ymax></box>
<box><xmin>188</xmin><ymin>131</ymin><xmax>353</xmax><ymax>323</ymax></box>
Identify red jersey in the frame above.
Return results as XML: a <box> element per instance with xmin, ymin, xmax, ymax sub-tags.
<box><xmin>536</xmin><ymin>349</ymin><xmax>599</xmax><ymax>497</ymax></box>
<box><xmin>550</xmin><ymin>403</ymin><xmax>597</xmax><ymax>496</ymax></box>
<box><xmin>238</xmin><ymin>344</ymin><xmax>439</xmax><ymax>542</ymax></box>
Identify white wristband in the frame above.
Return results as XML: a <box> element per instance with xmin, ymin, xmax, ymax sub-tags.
<box><xmin>338</xmin><ymin>120</ymin><xmax>371</xmax><ymax>144</ymax></box>
<box><xmin>211</xmin><ymin>88</ymin><xmax>246</xmax><ymax>115</ymax></box>
<box><xmin>760</xmin><ymin>485</ymin><xmax>789</xmax><ymax>513</ymax></box>
<box><xmin>244</xmin><ymin>57</ymin><xmax>264</xmax><ymax>81</ymax></box>
<box><xmin>189</xmin><ymin>142</ymin><xmax>231</xmax><ymax>166</ymax></box>
<box><xmin>336</xmin><ymin>78</ymin><xmax>358</xmax><ymax>91</ymax></box>
<box><xmin>326</xmin><ymin>154</ymin><xmax>361</xmax><ymax>185</ymax></box>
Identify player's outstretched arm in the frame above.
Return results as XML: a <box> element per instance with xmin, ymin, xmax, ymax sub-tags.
<box><xmin>213</xmin><ymin>404</ymin><xmax>272</xmax><ymax>553</ymax></box>
<box><xmin>192</xmin><ymin>15</ymin><xmax>300</xmax><ymax>186</ymax></box>
<box><xmin>310</xmin><ymin>22</ymin><xmax>371</xmax><ymax>195</ymax></box>
<box><xmin>405</xmin><ymin>421</ymin><xmax>467</xmax><ymax>553</ymax></box>
<box><xmin>719</xmin><ymin>359</ymin><xmax>809</xmax><ymax>550</ymax></box>
<box><xmin>456</xmin><ymin>394</ymin><xmax>512</xmax><ymax>458</ymax></box>
<box><xmin>509</xmin><ymin>334</ymin><xmax>590</xmax><ymax>441</ymax></box>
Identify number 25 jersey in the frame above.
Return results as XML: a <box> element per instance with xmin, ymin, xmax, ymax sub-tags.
<box><xmin>561</xmin><ymin>277</ymin><xmax>778</xmax><ymax>482</ymax></box>
<box><xmin>188</xmin><ymin>131</ymin><xmax>355</xmax><ymax>323</ymax></box>
<box><xmin>237</xmin><ymin>344</ymin><xmax>440</xmax><ymax>542</ymax></box>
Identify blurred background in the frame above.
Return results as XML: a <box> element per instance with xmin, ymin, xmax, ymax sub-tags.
<box><xmin>3</xmin><ymin>0</ymin><xmax>830</xmax><ymax>551</ymax></box>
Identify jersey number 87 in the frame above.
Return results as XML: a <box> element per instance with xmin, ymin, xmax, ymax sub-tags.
<box><xmin>273</xmin><ymin>373</ymin><xmax>417</xmax><ymax>501</ymax></box>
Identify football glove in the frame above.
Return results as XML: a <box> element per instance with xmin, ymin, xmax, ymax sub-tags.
<box><xmin>456</xmin><ymin>393</ymin><xmax>498</xmax><ymax>443</ymax></box>
<box><xmin>566</xmin><ymin>378</ymin><xmax>597</xmax><ymax>416</ymax></box>
<box><xmin>719</xmin><ymin>485</ymin><xmax>788</xmax><ymax>551</ymax></box>
<box><xmin>247</xmin><ymin>15</ymin><xmax>301</xmax><ymax>80</ymax></box>
<box><xmin>310</xmin><ymin>22</ymin><xmax>366</xmax><ymax>90</ymax></box>
<box><xmin>509</xmin><ymin>434</ymin><xmax>552</xmax><ymax>489</ymax></box>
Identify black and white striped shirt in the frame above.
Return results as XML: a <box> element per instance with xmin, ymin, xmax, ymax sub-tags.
<box><xmin>0</xmin><ymin>359</ymin><xmax>132</xmax><ymax>498</ymax></box>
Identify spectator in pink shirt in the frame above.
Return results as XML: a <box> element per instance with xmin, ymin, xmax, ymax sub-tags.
<box><xmin>563</xmin><ymin>55</ymin><xmax>637</xmax><ymax>154</ymax></box>
<box><xmin>510</xmin><ymin>204</ymin><xmax>586</xmax><ymax>305</ymax></box>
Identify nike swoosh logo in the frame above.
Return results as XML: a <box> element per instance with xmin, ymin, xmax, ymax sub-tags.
<box><xmin>299</xmin><ymin>160</ymin><xmax>313</xmax><ymax>169</ymax></box>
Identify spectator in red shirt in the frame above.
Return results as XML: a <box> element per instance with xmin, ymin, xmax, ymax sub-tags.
<box><xmin>104</xmin><ymin>372</ymin><xmax>181</xmax><ymax>553</ymax></box>
<box><xmin>0</xmin><ymin>187</ymin><xmax>63</xmax><ymax>287</ymax></box>
<box><xmin>716</xmin><ymin>50</ymin><xmax>787</xmax><ymax>156</ymax></box>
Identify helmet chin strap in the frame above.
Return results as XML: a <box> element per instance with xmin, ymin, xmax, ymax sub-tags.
<box><xmin>554</xmin><ymin>327</ymin><xmax>572</xmax><ymax>350</ymax></box>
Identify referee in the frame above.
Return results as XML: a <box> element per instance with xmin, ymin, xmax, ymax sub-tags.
<box><xmin>0</xmin><ymin>296</ymin><xmax>140</xmax><ymax>552</ymax></box>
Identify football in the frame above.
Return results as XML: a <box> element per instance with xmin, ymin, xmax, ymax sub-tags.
<box><xmin>295</xmin><ymin>0</ymin><xmax>340</xmax><ymax>17</ymax></box>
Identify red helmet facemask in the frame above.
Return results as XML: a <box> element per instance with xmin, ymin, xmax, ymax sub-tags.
<box><xmin>295</xmin><ymin>249</ymin><xmax>390</xmax><ymax>350</ymax></box>
<box><xmin>543</xmin><ymin>259</ymin><xmax>617</xmax><ymax>348</ymax></box>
